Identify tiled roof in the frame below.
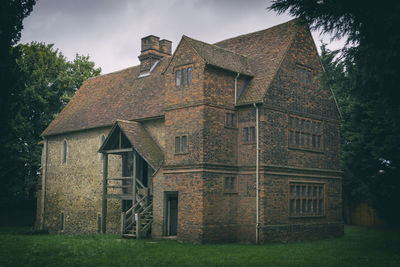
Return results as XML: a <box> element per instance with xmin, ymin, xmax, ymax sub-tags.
<box><xmin>184</xmin><ymin>36</ymin><xmax>254</xmax><ymax>76</ymax></box>
<box><xmin>43</xmin><ymin>19</ymin><xmax>301</xmax><ymax>136</ymax></box>
<box><xmin>41</xmin><ymin>57</ymin><xmax>169</xmax><ymax>136</ymax></box>
<box><xmin>118</xmin><ymin>120</ymin><xmax>164</xmax><ymax>171</ymax></box>
<box><xmin>214</xmin><ymin>19</ymin><xmax>299</xmax><ymax>104</ymax></box>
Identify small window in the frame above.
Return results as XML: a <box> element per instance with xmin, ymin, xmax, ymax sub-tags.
<box><xmin>243</xmin><ymin>126</ymin><xmax>256</xmax><ymax>143</ymax></box>
<box><xmin>188</xmin><ymin>67</ymin><xmax>192</xmax><ymax>85</ymax></box>
<box><xmin>175</xmin><ymin>135</ymin><xmax>188</xmax><ymax>153</ymax></box>
<box><xmin>62</xmin><ymin>140</ymin><xmax>67</xmax><ymax>164</ymax></box>
<box><xmin>225</xmin><ymin>112</ymin><xmax>236</xmax><ymax>127</ymax></box>
<box><xmin>176</xmin><ymin>70</ymin><xmax>181</xmax><ymax>86</ymax></box>
<box><xmin>296</xmin><ymin>66</ymin><xmax>312</xmax><ymax>87</ymax></box>
<box><xmin>175</xmin><ymin>67</ymin><xmax>193</xmax><ymax>87</ymax></box>
<box><xmin>60</xmin><ymin>212</ymin><xmax>65</xmax><ymax>231</ymax></box>
<box><xmin>224</xmin><ymin>177</ymin><xmax>236</xmax><ymax>192</ymax></box>
<box><xmin>244</xmin><ymin>127</ymin><xmax>249</xmax><ymax>142</ymax></box>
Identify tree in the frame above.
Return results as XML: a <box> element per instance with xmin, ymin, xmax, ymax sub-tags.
<box><xmin>0</xmin><ymin>42</ymin><xmax>101</xmax><ymax>212</ymax></box>
<box><xmin>0</xmin><ymin>0</ymin><xmax>36</xmax><ymax>216</ymax></box>
<box><xmin>0</xmin><ymin>0</ymin><xmax>36</xmax><ymax>126</ymax></box>
<box><xmin>270</xmin><ymin>1</ymin><xmax>400</xmax><ymax>225</ymax></box>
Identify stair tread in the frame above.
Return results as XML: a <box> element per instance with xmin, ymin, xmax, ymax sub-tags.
<box><xmin>122</xmin><ymin>234</ymin><xmax>136</xmax><ymax>238</ymax></box>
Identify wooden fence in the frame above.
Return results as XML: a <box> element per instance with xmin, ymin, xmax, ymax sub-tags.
<box><xmin>343</xmin><ymin>201</ymin><xmax>384</xmax><ymax>226</ymax></box>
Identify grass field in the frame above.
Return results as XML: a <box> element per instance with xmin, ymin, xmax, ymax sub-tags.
<box><xmin>0</xmin><ymin>226</ymin><xmax>399</xmax><ymax>267</ymax></box>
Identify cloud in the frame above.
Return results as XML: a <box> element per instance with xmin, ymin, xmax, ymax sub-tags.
<box><xmin>20</xmin><ymin>0</ymin><xmax>343</xmax><ymax>74</ymax></box>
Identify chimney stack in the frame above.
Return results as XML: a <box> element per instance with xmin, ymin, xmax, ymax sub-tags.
<box><xmin>138</xmin><ymin>35</ymin><xmax>171</xmax><ymax>74</ymax></box>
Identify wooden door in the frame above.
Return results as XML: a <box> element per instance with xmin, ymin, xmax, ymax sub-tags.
<box><xmin>167</xmin><ymin>195</ymin><xmax>178</xmax><ymax>236</ymax></box>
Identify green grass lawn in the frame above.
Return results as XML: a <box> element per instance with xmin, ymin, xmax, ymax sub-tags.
<box><xmin>0</xmin><ymin>226</ymin><xmax>399</xmax><ymax>267</ymax></box>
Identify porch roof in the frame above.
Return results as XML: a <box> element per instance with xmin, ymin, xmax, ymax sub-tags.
<box><xmin>100</xmin><ymin>120</ymin><xmax>164</xmax><ymax>171</ymax></box>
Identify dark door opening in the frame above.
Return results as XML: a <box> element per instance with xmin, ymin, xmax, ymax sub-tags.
<box><xmin>165</xmin><ymin>192</ymin><xmax>178</xmax><ymax>236</ymax></box>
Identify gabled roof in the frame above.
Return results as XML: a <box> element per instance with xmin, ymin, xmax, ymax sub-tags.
<box><xmin>183</xmin><ymin>36</ymin><xmax>254</xmax><ymax>77</ymax></box>
<box><xmin>214</xmin><ymin>19</ymin><xmax>300</xmax><ymax>105</ymax></box>
<box><xmin>100</xmin><ymin>120</ymin><xmax>164</xmax><ymax>171</ymax></box>
<box><xmin>41</xmin><ymin>57</ymin><xmax>169</xmax><ymax>136</ymax></box>
<box><xmin>42</xmin><ymin>19</ymin><xmax>303</xmax><ymax>136</ymax></box>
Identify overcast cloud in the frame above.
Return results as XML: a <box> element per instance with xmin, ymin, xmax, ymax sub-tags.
<box><xmin>20</xmin><ymin>0</ymin><xmax>344</xmax><ymax>74</ymax></box>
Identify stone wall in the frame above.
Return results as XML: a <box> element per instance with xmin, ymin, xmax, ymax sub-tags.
<box><xmin>38</xmin><ymin>127</ymin><xmax>124</xmax><ymax>234</ymax></box>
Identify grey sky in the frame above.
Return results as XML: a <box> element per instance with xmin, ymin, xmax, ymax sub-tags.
<box><xmin>20</xmin><ymin>0</ymin><xmax>344</xmax><ymax>74</ymax></box>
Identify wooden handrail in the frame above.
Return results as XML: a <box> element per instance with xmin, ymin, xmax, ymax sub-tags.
<box><xmin>141</xmin><ymin>202</ymin><xmax>153</xmax><ymax>214</ymax></box>
<box><xmin>136</xmin><ymin>178</ymin><xmax>145</xmax><ymax>189</ymax></box>
<box><xmin>107</xmin><ymin>177</ymin><xmax>133</xmax><ymax>180</ymax></box>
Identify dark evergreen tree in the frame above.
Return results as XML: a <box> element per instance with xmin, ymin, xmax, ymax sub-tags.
<box><xmin>270</xmin><ymin>1</ymin><xmax>400</xmax><ymax>225</ymax></box>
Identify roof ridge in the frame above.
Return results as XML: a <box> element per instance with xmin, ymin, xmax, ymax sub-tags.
<box><xmin>183</xmin><ymin>35</ymin><xmax>249</xmax><ymax>59</ymax></box>
<box><xmin>116</xmin><ymin>119</ymin><xmax>135</xmax><ymax>124</ymax></box>
<box><xmin>87</xmin><ymin>65</ymin><xmax>139</xmax><ymax>81</ymax></box>
<box><xmin>214</xmin><ymin>18</ymin><xmax>299</xmax><ymax>46</ymax></box>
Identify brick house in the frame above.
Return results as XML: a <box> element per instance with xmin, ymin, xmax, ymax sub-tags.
<box><xmin>35</xmin><ymin>19</ymin><xmax>344</xmax><ymax>243</ymax></box>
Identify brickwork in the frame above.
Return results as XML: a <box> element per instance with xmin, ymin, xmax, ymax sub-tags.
<box><xmin>38</xmin><ymin>20</ymin><xmax>343</xmax><ymax>244</ymax></box>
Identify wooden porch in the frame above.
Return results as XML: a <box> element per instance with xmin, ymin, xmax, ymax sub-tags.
<box><xmin>99</xmin><ymin>120</ymin><xmax>163</xmax><ymax>239</ymax></box>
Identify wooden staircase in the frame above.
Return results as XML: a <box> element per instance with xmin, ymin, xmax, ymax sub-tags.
<box><xmin>105</xmin><ymin>175</ymin><xmax>152</xmax><ymax>239</ymax></box>
<box><xmin>120</xmin><ymin>179</ymin><xmax>152</xmax><ymax>239</ymax></box>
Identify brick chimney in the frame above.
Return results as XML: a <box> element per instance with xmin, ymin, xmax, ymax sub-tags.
<box><xmin>139</xmin><ymin>35</ymin><xmax>171</xmax><ymax>74</ymax></box>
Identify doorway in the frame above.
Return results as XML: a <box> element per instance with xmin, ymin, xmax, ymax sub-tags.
<box><xmin>165</xmin><ymin>192</ymin><xmax>178</xmax><ymax>236</ymax></box>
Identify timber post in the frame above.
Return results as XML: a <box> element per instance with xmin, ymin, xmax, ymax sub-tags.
<box><xmin>132</xmin><ymin>151</ymin><xmax>137</xmax><ymax>206</ymax></box>
<box><xmin>136</xmin><ymin>213</ymin><xmax>141</xmax><ymax>239</ymax></box>
<box><xmin>121</xmin><ymin>211</ymin><xmax>126</xmax><ymax>234</ymax></box>
<box><xmin>101</xmin><ymin>153</ymin><xmax>108</xmax><ymax>234</ymax></box>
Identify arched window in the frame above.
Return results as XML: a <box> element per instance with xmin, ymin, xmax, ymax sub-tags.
<box><xmin>63</xmin><ymin>140</ymin><xmax>67</xmax><ymax>164</ymax></box>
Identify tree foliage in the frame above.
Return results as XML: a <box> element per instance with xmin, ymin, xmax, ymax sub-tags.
<box><xmin>0</xmin><ymin>42</ymin><xmax>101</xmax><ymax>210</ymax></box>
<box><xmin>269</xmin><ymin>1</ymin><xmax>400</xmax><ymax>225</ymax></box>
<box><xmin>0</xmin><ymin>0</ymin><xmax>36</xmax><ymax>211</ymax></box>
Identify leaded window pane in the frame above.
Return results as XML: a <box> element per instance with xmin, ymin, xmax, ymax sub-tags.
<box><xmin>182</xmin><ymin>68</ymin><xmax>187</xmax><ymax>85</ymax></box>
<box><xmin>182</xmin><ymin>135</ymin><xmax>187</xmax><ymax>152</ymax></box>
<box><xmin>175</xmin><ymin>137</ymin><xmax>180</xmax><ymax>153</ymax></box>
<box><xmin>188</xmin><ymin>67</ymin><xmax>192</xmax><ymax>84</ymax></box>
<box><xmin>176</xmin><ymin>70</ymin><xmax>181</xmax><ymax>86</ymax></box>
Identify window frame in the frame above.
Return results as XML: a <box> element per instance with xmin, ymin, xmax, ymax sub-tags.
<box><xmin>175</xmin><ymin>135</ymin><xmax>189</xmax><ymax>154</ymax></box>
<box><xmin>225</xmin><ymin>112</ymin><xmax>237</xmax><ymax>128</ymax></box>
<box><xmin>62</xmin><ymin>139</ymin><xmax>67</xmax><ymax>164</ymax></box>
<box><xmin>224</xmin><ymin>176</ymin><xmax>237</xmax><ymax>193</ymax></box>
<box><xmin>296</xmin><ymin>65</ymin><xmax>312</xmax><ymax>87</ymax></box>
<box><xmin>289</xmin><ymin>181</ymin><xmax>325</xmax><ymax>218</ymax></box>
<box><xmin>243</xmin><ymin>126</ymin><xmax>256</xmax><ymax>143</ymax></box>
<box><xmin>175</xmin><ymin>65</ymin><xmax>193</xmax><ymax>87</ymax></box>
<box><xmin>288</xmin><ymin>115</ymin><xmax>323</xmax><ymax>152</ymax></box>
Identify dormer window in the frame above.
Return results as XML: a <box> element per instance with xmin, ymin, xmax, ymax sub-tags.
<box><xmin>175</xmin><ymin>66</ymin><xmax>193</xmax><ymax>87</ymax></box>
